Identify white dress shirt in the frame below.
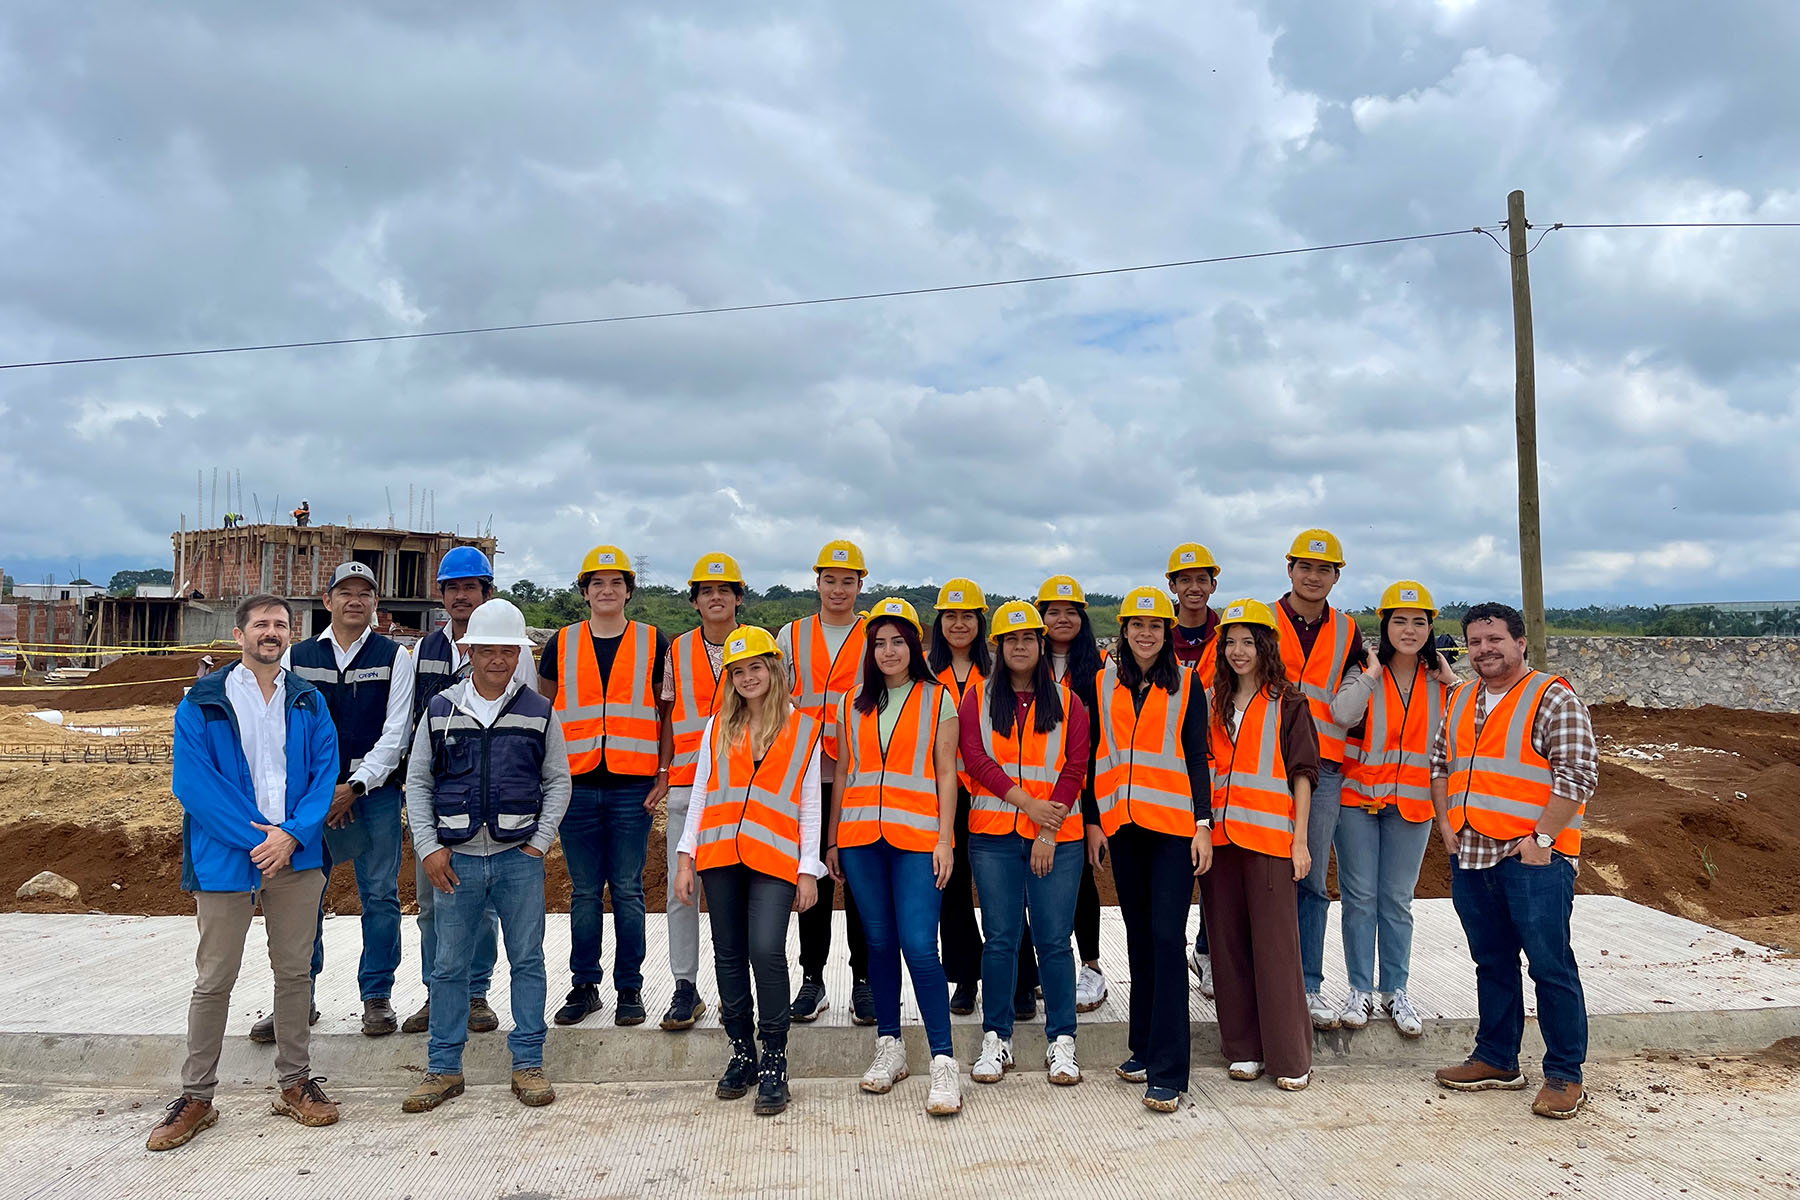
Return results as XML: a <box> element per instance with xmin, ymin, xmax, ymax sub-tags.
<box><xmin>284</xmin><ymin>624</ymin><xmax>416</xmax><ymax>790</ymax></box>
<box><xmin>676</xmin><ymin>716</ymin><xmax>825</xmax><ymax>878</ymax></box>
<box><xmin>225</xmin><ymin>663</ymin><xmax>289</xmax><ymax>825</ymax></box>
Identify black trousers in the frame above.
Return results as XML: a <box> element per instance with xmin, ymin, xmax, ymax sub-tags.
<box><xmin>702</xmin><ymin>864</ymin><xmax>796</xmax><ymax>1042</ymax></box>
<box><xmin>1076</xmin><ymin>853</ymin><xmax>1101</xmax><ymax>963</ymax></box>
<box><xmin>1110</xmin><ymin>824</ymin><xmax>1195</xmax><ymax>1091</ymax></box>
<box><xmin>799</xmin><ymin>784</ymin><xmax>868</xmax><ymax>979</ymax></box>
<box><xmin>938</xmin><ymin>787</ymin><xmax>984</xmax><ymax>987</ymax></box>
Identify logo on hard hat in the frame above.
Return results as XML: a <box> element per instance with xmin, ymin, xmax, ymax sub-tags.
<box><xmin>1307</xmin><ymin>539</ymin><xmax>1327</xmax><ymax>554</ymax></box>
<box><xmin>946</xmin><ymin>590</ymin><xmax>963</xmax><ymax>603</ymax></box>
<box><xmin>1226</xmin><ymin>604</ymin><xmax>1245</xmax><ymax>619</ymax></box>
<box><xmin>1399</xmin><ymin>588</ymin><xmax>1420</xmax><ymax>603</ymax></box>
<box><xmin>1006</xmin><ymin>610</ymin><xmax>1027</xmax><ymax>625</ymax></box>
<box><xmin>707</xmin><ymin>562</ymin><xmax>724</xmax><ymax>575</ymax></box>
<box><xmin>1179</xmin><ymin>551</ymin><xmax>1196</xmax><ymax>564</ymax></box>
<box><xmin>598</xmin><ymin>552</ymin><xmax>617</xmax><ymax>565</ymax></box>
<box><xmin>1056</xmin><ymin>583</ymin><xmax>1073</xmax><ymax>596</ymax></box>
<box><xmin>729</xmin><ymin>636</ymin><xmax>747</xmax><ymax>654</ymax></box>
<box><xmin>832</xmin><ymin>549</ymin><xmax>849</xmax><ymax>561</ymax></box>
<box><xmin>1135</xmin><ymin>596</ymin><xmax>1154</xmax><ymax>609</ymax></box>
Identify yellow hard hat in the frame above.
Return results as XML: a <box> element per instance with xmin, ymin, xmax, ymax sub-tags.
<box><xmin>935</xmin><ymin>578</ymin><xmax>986</xmax><ymax>611</ymax></box>
<box><xmin>865</xmin><ymin>596</ymin><xmax>922</xmax><ymax>635</ymax></box>
<box><xmin>1377</xmin><ymin>580</ymin><xmax>1437</xmax><ymax>619</ymax></box>
<box><xmin>688</xmin><ymin>552</ymin><xmax>745</xmax><ymax>586</ymax></box>
<box><xmin>721</xmin><ymin>625</ymin><xmax>782</xmax><ymax>669</ymax></box>
<box><xmin>1165</xmin><ymin>543</ymin><xmax>1221</xmax><ymax>578</ymax></box>
<box><xmin>1036</xmin><ymin>575</ymin><xmax>1086</xmax><ymax>606</ymax></box>
<box><xmin>577</xmin><ymin>544</ymin><xmax>634</xmax><ymax>585</ymax></box>
<box><xmin>813</xmin><ymin>539</ymin><xmax>868</xmax><ymax>575</ymax></box>
<box><xmin>1118</xmin><ymin>587</ymin><xmax>1176</xmax><ymax>623</ymax></box>
<box><xmin>1217</xmin><ymin>597</ymin><xmax>1278</xmax><ymax>630</ymax></box>
<box><xmin>1287</xmin><ymin>528</ymin><xmax>1345</xmax><ymax>567</ymax></box>
<box><xmin>989</xmin><ymin>600</ymin><xmax>1047</xmax><ymax>641</ymax></box>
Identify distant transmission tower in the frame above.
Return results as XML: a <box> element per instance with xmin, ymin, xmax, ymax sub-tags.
<box><xmin>634</xmin><ymin>554</ymin><xmax>651</xmax><ymax>584</ymax></box>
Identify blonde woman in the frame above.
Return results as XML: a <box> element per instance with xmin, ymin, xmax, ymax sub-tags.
<box><xmin>674</xmin><ymin>627</ymin><xmax>824</xmax><ymax>1116</ymax></box>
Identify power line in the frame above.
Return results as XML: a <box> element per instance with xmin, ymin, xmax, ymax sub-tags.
<box><xmin>0</xmin><ymin>227</ymin><xmax>1481</xmax><ymax>372</ymax></box>
<box><xmin>1552</xmin><ymin>221</ymin><xmax>1800</xmax><ymax>230</ymax></box>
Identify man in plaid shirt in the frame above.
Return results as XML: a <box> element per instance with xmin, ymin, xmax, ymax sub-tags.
<box><xmin>1429</xmin><ymin>602</ymin><xmax>1598</xmax><ymax>1120</ymax></box>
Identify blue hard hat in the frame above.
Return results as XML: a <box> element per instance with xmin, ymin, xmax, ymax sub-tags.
<box><xmin>437</xmin><ymin>546</ymin><xmax>494</xmax><ymax>583</ymax></box>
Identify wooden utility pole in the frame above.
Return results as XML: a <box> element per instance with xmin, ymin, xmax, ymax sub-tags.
<box><xmin>1507</xmin><ymin>189</ymin><xmax>1547</xmax><ymax>670</ymax></box>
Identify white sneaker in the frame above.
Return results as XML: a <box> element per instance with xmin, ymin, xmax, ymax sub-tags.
<box><xmin>1307</xmin><ymin>991</ymin><xmax>1340</xmax><ymax>1030</ymax></box>
<box><xmin>1385</xmin><ymin>989</ymin><xmax>1424</xmax><ymax>1039</ymax></box>
<box><xmin>1276</xmin><ymin>1071</ymin><xmax>1311</xmax><ymax>1091</ymax></box>
<box><xmin>1075</xmin><ymin>965</ymin><xmax>1107</xmax><ymax>1013</ymax></box>
<box><xmin>1339</xmin><ymin>989</ymin><xmax>1375</xmax><ymax>1030</ymax></box>
<box><xmin>859</xmin><ymin>1034</ymin><xmax>909</xmax><ymax>1094</ymax></box>
<box><xmin>1198</xmin><ymin>954</ymin><xmax>1214</xmax><ymax>999</ymax></box>
<box><xmin>926</xmin><ymin>1054</ymin><xmax>963</xmax><ymax>1116</ymax></box>
<box><xmin>971</xmin><ymin>1031</ymin><xmax>1013</xmax><ymax>1084</ymax></box>
<box><xmin>1046</xmin><ymin>1035</ymin><xmax>1081</xmax><ymax>1085</ymax></box>
<box><xmin>1228</xmin><ymin>1060</ymin><xmax>1265</xmax><ymax>1081</ymax></box>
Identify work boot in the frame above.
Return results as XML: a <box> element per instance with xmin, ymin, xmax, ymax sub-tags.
<box><xmin>790</xmin><ymin>976</ymin><xmax>828</xmax><ymax>1022</ymax></box>
<box><xmin>362</xmin><ymin>998</ymin><xmax>398</xmax><ymax>1036</ymax></box>
<box><xmin>754</xmin><ymin>1035</ymin><xmax>790</xmax><ymax>1116</ymax></box>
<box><xmin>948</xmin><ymin>980</ymin><xmax>977</xmax><ymax>1016</ymax></box>
<box><xmin>660</xmin><ymin>980</ymin><xmax>705</xmax><ymax>1031</ymax></box>
<box><xmin>1532</xmin><ymin>1079</ymin><xmax>1588</xmax><ymax>1119</ymax></box>
<box><xmin>511</xmin><ymin>1066</ymin><xmax>556</xmax><ymax>1107</ymax></box>
<box><xmin>717</xmin><ymin>1022</ymin><xmax>759</xmax><ymax>1100</ymax></box>
<box><xmin>1435</xmin><ymin>1057</ymin><xmax>1528</xmax><ymax>1092</ymax></box>
<box><xmin>467</xmin><ymin>996</ymin><xmax>500</xmax><ymax>1033</ymax></box>
<box><xmin>249</xmin><ymin>1006</ymin><xmax>319</xmax><ymax>1044</ymax></box>
<box><xmin>145</xmin><ymin>1095</ymin><xmax>216</xmax><ymax>1152</ymax></box>
<box><xmin>401</xmin><ymin>1072</ymin><xmax>465</xmax><ymax>1113</ymax></box>
<box><xmin>553</xmin><ymin>983</ymin><xmax>602</xmax><ymax>1026</ymax></box>
<box><xmin>850</xmin><ymin>978</ymin><xmax>876</xmax><ymax>1026</ymax></box>
<box><xmin>270</xmin><ymin>1077</ymin><xmax>339</xmax><ymax>1127</ymax></box>
<box><xmin>401</xmin><ymin>1000</ymin><xmax>430</xmax><ymax>1035</ymax></box>
<box><xmin>614</xmin><ymin>988</ymin><xmax>647</xmax><ymax>1026</ymax></box>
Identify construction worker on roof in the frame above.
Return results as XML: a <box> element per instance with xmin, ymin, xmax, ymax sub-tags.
<box><xmin>293</xmin><ymin>501</ymin><xmax>311</xmax><ymax>528</ymax></box>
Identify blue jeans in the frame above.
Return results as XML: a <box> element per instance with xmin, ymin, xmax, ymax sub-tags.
<box><xmin>416</xmin><ymin>850</ymin><xmax>498</xmax><ymax>997</ymax></box>
<box><xmin>428</xmin><ymin>846</ymin><xmax>548</xmax><ymax>1073</ymax></box>
<box><xmin>1450</xmin><ymin>854</ymin><xmax>1587</xmax><ymax>1084</ymax></box>
<box><xmin>310</xmin><ymin>785</ymin><xmax>404</xmax><ymax>1000</ymax></box>
<box><xmin>560</xmin><ymin>780</ymin><xmax>654</xmax><ymax>990</ymax></box>
<box><xmin>1296</xmin><ymin>761</ymin><xmax>1343</xmax><ymax>992</ymax></box>
<box><xmin>1334</xmin><ymin>805</ymin><xmax>1432</xmax><ymax>993</ymax></box>
<box><xmin>968</xmin><ymin>834</ymin><xmax>1083</xmax><ymax>1040</ymax></box>
<box><xmin>840</xmin><ymin>840</ymin><xmax>953</xmax><ymax>1058</ymax></box>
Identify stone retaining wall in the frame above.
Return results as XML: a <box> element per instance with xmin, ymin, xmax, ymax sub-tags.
<box><xmin>1544</xmin><ymin>636</ymin><xmax>1800</xmax><ymax>712</ymax></box>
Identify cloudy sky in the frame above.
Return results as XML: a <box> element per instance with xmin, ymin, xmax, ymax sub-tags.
<box><xmin>3</xmin><ymin>0</ymin><xmax>1797</xmax><ymax>607</ymax></box>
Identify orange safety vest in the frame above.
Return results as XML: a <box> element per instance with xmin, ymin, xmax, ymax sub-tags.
<box><xmin>553</xmin><ymin>620</ymin><xmax>662</xmax><ymax>776</ymax></box>
<box><xmin>1446</xmin><ymin>671</ymin><xmax>1582</xmax><ymax>856</ymax></box>
<box><xmin>1342</xmin><ymin>664</ymin><xmax>1451</xmax><ymax>823</ymax></box>
<box><xmin>1209</xmin><ymin>691</ymin><xmax>1297</xmax><ymax>858</ymax></box>
<box><xmin>694</xmin><ymin>711</ymin><xmax>821</xmax><ymax>884</ymax></box>
<box><xmin>1193</xmin><ymin>645</ymin><xmax>1218</xmax><ymax>693</ymax></box>
<box><xmin>968</xmin><ymin>678</ymin><xmax>1083</xmax><ymax>843</ymax></box>
<box><xmin>1093</xmin><ymin>662</ymin><xmax>1198</xmax><ymax>839</ymax></box>
<box><xmin>787</xmin><ymin>614</ymin><xmax>866</xmax><ymax>763</ymax></box>
<box><xmin>667</xmin><ymin>630</ymin><xmax>724</xmax><ymax>787</ymax></box>
<box><xmin>1276</xmin><ymin>603</ymin><xmax>1353</xmax><ymax>764</ymax></box>
<box><xmin>838</xmin><ymin>682</ymin><xmax>945</xmax><ymax>852</ymax></box>
<box><xmin>936</xmin><ymin>662</ymin><xmax>984</xmax><ymax>794</ymax></box>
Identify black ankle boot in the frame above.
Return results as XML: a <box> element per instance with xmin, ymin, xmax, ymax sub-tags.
<box><xmin>753</xmin><ymin>1035</ymin><xmax>789</xmax><ymax>1116</ymax></box>
<box><xmin>717</xmin><ymin>1021</ymin><xmax>759</xmax><ymax>1100</ymax></box>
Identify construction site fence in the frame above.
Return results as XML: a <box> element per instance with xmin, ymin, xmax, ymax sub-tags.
<box><xmin>0</xmin><ymin>677</ymin><xmax>195</xmax><ymax>694</ymax></box>
<box><xmin>1</xmin><ymin>641</ymin><xmax>234</xmax><ymax>656</ymax></box>
<box><xmin>0</xmin><ymin>740</ymin><xmax>174</xmax><ymax>764</ymax></box>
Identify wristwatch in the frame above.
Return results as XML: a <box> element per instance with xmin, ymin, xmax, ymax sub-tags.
<box><xmin>349</xmin><ymin>780</ymin><xmax>367</xmax><ymax>798</ymax></box>
<box><xmin>1532</xmin><ymin>832</ymin><xmax>1554</xmax><ymax>849</ymax></box>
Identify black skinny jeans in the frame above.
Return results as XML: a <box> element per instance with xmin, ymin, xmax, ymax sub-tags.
<box><xmin>939</xmin><ymin>786</ymin><xmax>984</xmax><ymax>987</ymax></box>
<box><xmin>798</xmin><ymin>770</ymin><xmax>869</xmax><ymax>980</ymax></box>
<box><xmin>702</xmin><ymin>864</ymin><xmax>797</xmax><ymax>1043</ymax></box>
<box><xmin>1110</xmin><ymin>823</ymin><xmax>1196</xmax><ymax>1092</ymax></box>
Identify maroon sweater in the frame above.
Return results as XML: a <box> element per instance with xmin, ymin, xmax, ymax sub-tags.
<box><xmin>957</xmin><ymin>687</ymin><xmax>1090</xmax><ymax>815</ymax></box>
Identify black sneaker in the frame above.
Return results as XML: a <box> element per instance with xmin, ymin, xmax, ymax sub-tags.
<box><xmin>660</xmin><ymin>980</ymin><xmax>705</xmax><ymax>1031</ymax></box>
<box><xmin>553</xmin><ymin>984</ymin><xmax>602</xmax><ymax>1026</ymax></box>
<box><xmin>850</xmin><ymin>978</ymin><xmax>876</xmax><ymax>1026</ymax></box>
<box><xmin>614</xmin><ymin>989</ymin><xmax>647</xmax><ymax>1026</ymax></box>
<box><xmin>949</xmin><ymin>981</ymin><xmax>977</xmax><ymax>1016</ymax></box>
<box><xmin>790</xmin><ymin>976</ymin><xmax>829</xmax><ymax>1023</ymax></box>
<box><xmin>249</xmin><ymin>1006</ymin><xmax>320</xmax><ymax>1044</ymax></box>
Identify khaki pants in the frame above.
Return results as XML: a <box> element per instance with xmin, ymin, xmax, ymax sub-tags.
<box><xmin>181</xmin><ymin>865</ymin><xmax>327</xmax><ymax>1099</ymax></box>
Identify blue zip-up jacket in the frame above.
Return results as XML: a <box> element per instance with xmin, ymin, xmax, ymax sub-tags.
<box><xmin>173</xmin><ymin>662</ymin><xmax>339</xmax><ymax>893</ymax></box>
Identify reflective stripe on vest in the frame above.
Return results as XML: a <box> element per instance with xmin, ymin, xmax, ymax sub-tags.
<box><xmin>969</xmin><ymin>678</ymin><xmax>1082</xmax><ymax>843</ymax></box>
<box><xmin>936</xmin><ymin>663</ymin><xmax>984</xmax><ymax>794</ymax></box>
<box><xmin>425</xmin><ymin>688</ymin><xmax>551</xmax><ymax>845</ymax></box>
<box><xmin>1093</xmin><ymin>662</ymin><xmax>1197</xmax><ymax>838</ymax></box>
<box><xmin>667</xmin><ymin>630</ymin><xmax>724</xmax><ymax>787</ymax></box>
<box><xmin>788</xmin><ymin>615</ymin><xmax>865</xmax><ymax>763</ymax></box>
<box><xmin>553</xmin><ymin>620</ymin><xmax>661</xmax><ymax>776</ymax></box>
<box><xmin>838</xmin><ymin>682</ymin><xmax>943</xmax><ymax>851</ymax></box>
<box><xmin>1276</xmin><ymin>604</ymin><xmax>1353</xmax><ymax>763</ymax></box>
<box><xmin>1446</xmin><ymin>671</ymin><xmax>1582</xmax><ymax>856</ymax></box>
<box><xmin>694</xmin><ymin>712</ymin><xmax>821</xmax><ymax>884</ymax></box>
<box><xmin>1209</xmin><ymin>691</ymin><xmax>1295</xmax><ymax>858</ymax></box>
<box><xmin>1341</xmin><ymin>665</ymin><xmax>1448</xmax><ymax>823</ymax></box>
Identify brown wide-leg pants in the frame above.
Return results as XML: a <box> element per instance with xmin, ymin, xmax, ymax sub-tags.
<box><xmin>1199</xmin><ymin>842</ymin><xmax>1313</xmax><ymax>1079</ymax></box>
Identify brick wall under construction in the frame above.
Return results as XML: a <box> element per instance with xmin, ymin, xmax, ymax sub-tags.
<box><xmin>171</xmin><ymin>524</ymin><xmax>498</xmax><ymax>602</ymax></box>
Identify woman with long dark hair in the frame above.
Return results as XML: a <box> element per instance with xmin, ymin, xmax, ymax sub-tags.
<box><xmin>1036</xmin><ymin>575</ymin><xmax>1108</xmax><ymax>1014</ymax></box>
<box><xmin>1327</xmin><ymin>581</ymin><xmax>1461</xmax><ymax>1038</ymax></box>
<box><xmin>1201</xmin><ymin>599</ymin><xmax>1319</xmax><ymax>1092</ymax></box>
<box><xmin>926</xmin><ymin>579</ymin><xmax>990</xmax><ymax>1016</ymax></box>
<box><xmin>1089</xmin><ymin>588</ymin><xmax>1212</xmax><ymax>1111</ymax></box>
<box><xmin>960</xmin><ymin>601</ymin><xmax>1091</xmax><ymax>1088</ymax></box>
<box><xmin>825</xmin><ymin>597</ymin><xmax>963</xmax><ymax>1116</ymax></box>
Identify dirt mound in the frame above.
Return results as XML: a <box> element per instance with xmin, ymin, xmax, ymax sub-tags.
<box><xmin>0</xmin><ymin>651</ymin><xmax>220</xmax><ymax>711</ymax></box>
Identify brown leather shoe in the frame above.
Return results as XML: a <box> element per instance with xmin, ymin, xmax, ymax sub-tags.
<box><xmin>511</xmin><ymin>1067</ymin><xmax>556</xmax><ymax>1107</ymax></box>
<box><xmin>468</xmin><ymin>996</ymin><xmax>501</xmax><ymax>1033</ymax></box>
<box><xmin>146</xmin><ymin>1095</ymin><xmax>216</xmax><ymax>1151</ymax></box>
<box><xmin>271</xmin><ymin>1077</ymin><xmax>340</xmax><ymax>1126</ymax></box>
<box><xmin>362</xmin><ymin>998</ymin><xmax>398</xmax><ymax>1037</ymax></box>
<box><xmin>402</xmin><ymin>1072</ymin><xmax>465</xmax><ymax>1113</ymax></box>
<box><xmin>1532</xmin><ymin>1078</ymin><xmax>1588</xmax><ymax>1119</ymax></box>
<box><xmin>1435</xmin><ymin>1057</ymin><xmax>1528</xmax><ymax>1092</ymax></box>
<box><xmin>401</xmin><ymin>1001</ymin><xmax>431</xmax><ymax>1034</ymax></box>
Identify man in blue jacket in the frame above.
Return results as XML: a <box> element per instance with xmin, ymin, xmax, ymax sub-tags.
<box><xmin>147</xmin><ymin>594</ymin><xmax>343</xmax><ymax>1152</ymax></box>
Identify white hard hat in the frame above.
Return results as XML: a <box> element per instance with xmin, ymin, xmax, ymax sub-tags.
<box><xmin>457</xmin><ymin>599</ymin><xmax>533</xmax><ymax>648</ymax></box>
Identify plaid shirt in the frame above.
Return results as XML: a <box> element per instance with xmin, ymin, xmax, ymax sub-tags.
<box><xmin>1431</xmin><ymin>676</ymin><xmax>1598</xmax><ymax>872</ymax></box>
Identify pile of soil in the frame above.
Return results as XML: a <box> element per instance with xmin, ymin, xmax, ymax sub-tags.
<box><xmin>0</xmin><ymin>651</ymin><xmax>219</xmax><ymax>711</ymax></box>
